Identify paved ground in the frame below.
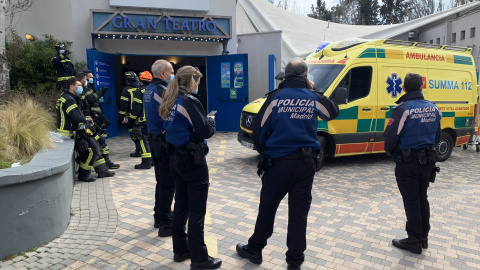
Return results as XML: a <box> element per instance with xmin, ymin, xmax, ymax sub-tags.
<box><xmin>1</xmin><ymin>132</ymin><xmax>480</xmax><ymax>270</ymax></box>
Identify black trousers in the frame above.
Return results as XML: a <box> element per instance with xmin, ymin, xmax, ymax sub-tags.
<box><xmin>128</xmin><ymin>123</ymin><xmax>141</xmax><ymax>153</ymax></box>
<box><xmin>170</xmin><ymin>153</ymin><xmax>209</xmax><ymax>263</ymax></box>
<box><xmin>149</xmin><ymin>136</ymin><xmax>175</xmax><ymax>226</ymax></box>
<box><xmin>248</xmin><ymin>157</ymin><xmax>315</xmax><ymax>266</ymax></box>
<box><xmin>395</xmin><ymin>159</ymin><xmax>431</xmax><ymax>240</ymax></box>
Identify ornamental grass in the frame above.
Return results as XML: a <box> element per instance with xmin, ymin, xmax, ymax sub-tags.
<box><xmin>0</xmin><ymin>95</ymin><xmax>55</xmax><ymax>168</ymax></box>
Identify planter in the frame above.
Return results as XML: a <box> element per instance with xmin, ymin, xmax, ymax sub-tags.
<box><xmin>0</xmin><ymin>140</ymin><xmax>75</xmax><ymax>259</ymax></box>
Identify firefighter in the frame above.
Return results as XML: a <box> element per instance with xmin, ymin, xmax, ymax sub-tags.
<box><xmin>51</xmin><ymin>42</ymin><xmax>76</xmax><ymax>91</ymax></box>
<box><xmin>82</xmin><ymin>70</ymin><xmax>120</xmax><ymax>169</ymax></box>
<box><xmin>129</xmin><ymin>71</ymin><xmax>153</xmax><ymax>169</ymax></box>
<box><xmin>56</xmin><ymin>78</ymin><xmax>114</xmax><ymax>181</ymax></box>
<box><xmin>119</xmin><ymin>71</ymin><xmax>142</xmax><ymax>157</ymax></box>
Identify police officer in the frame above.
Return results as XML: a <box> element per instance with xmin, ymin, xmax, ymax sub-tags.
<box><xmin>119</xmin><ymin>71</ymin><xmax>142</xmax><ymax>157</ymax></box>
<box><xmin>159</xmin><ymin>66</ymin><xmax>221</xmax><ymax>269</ymax></box>
<box><xmin>236</xmin><ymin>60</ymin><xmax>339</xmax><ymax>270</ymax></box>
<box><xmin>52</xmin><ymin>43</ymin><xmax>76</xmax><ymax>90</ymax></box>
<box><xmin>82</xmin><ymin>70</ymin><xmax>120</xmax><ymax>170</ymax></box>
<box><xmin>130</xmin><ymin>71</ymin><xmax>153</xmax><ymax>169</ymax></box>
<box><xmin>384</xmin><ymin>73</ymin><xmax>441</xmax><ymax>254</ymax></box>
<box><xmin>143</xmin><ymin>60</ymin><xmax>175</xmax><ymax>236</ymax></box>
<box><xmin>56</xmin><ymin>78</ymin><xmax>97</xmax><ymax>182</ymax></box>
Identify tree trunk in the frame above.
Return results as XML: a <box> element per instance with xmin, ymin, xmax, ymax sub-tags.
<box><xmin>0</xmin><ymin>0</ymin><xmax>10</xmax><ymax>94</ymax></box>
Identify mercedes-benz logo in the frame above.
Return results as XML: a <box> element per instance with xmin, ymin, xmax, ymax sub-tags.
<box><xmin>244</xmin><ymin>115</ymin><xmax>253</xmax><ymax>127</ymax></box>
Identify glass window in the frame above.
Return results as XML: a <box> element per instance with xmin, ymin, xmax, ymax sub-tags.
<box><xmin>452</xmin><ymin>33</ymin><xmax>456</xmax><ymax>42</ymax></box>
<box><xmin>436</xmin><ymin>38</ymin><xmax>440</xmax><ymax>44</ymax></box>
<box><xmin>471</xmin><ymin>27</ymin><xmax>476</xmax><ymax>38</ymax></box>
<box><xmin>430</xmin><ymin>40</ymin><xmax>433</xmax><ymax>44</ymax></box>
<box><xmin>461</xmin><ymin>30</ymin><xmax>465</xmax><ymax>40</ymax></box>
<box><xmin>307</xmin><ymin>64</ymin><xmax>345</xmax><ymax>93</ymax></box>
<box><xmin>336</xmin><ymin>66</ymin><xmax>373</xmax><ymax>103</ymax></box>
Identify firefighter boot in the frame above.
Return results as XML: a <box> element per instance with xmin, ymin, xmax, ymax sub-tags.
<box><xmin>77</xmin><ymin>168</ymin><xmax>96</xmax><ymax>182</ymax></box>
<box><xmin>95</xmin><ymin>162</ymin><xmax>116</xmax><ymax>178</ymax></box>
<box><xmin>103</xmin><ymin>154</ymin><xmax>120</xmax><ymax>169</ymax></box>
<box><xmin>135</xmin><ymin>158</ymin><xmax>152</xmax><ymax>169</ymax></box>
<box><xmin>130</xmin><ymin>138</ymin><xmax>142</xmax><ymax>157</ymax></box>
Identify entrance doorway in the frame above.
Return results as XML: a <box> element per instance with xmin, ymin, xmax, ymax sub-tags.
<box><xmin>87</xmin><ymin>49</ymin><xmax>249</xmax><ymax>137</ymax></box>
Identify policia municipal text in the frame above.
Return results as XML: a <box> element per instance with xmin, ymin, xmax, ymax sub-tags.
<box><xmin>236</xmin><ymin>60</ymin><xmax>340</xmax><ymax>270</ymax></box>
<box><xmin>384</xmin><ymin>73</ymin><xmax>442</xmax><ymax>254</ymax></box>
<box><xmin>159</xmin><ymin>66</ymin><xmax>221</xmax><ymax>270</ymax></box>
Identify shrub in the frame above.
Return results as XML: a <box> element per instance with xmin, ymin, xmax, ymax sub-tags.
<box><xmin>0</xmin><ymin>96</ymin><xmax>55</xmax><ymax>166</ymax></box>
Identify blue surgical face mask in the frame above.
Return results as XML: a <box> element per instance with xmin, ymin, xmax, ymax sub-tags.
<box><xmin>167</xmin><ymin>74</ymin><xmax>175</xmax><ymax>84</ymax></box>
<box><xmin>76</xmin><ymin>86</ymin><xmax>83</xmax><ymax>95</ymax></box>
<box><xmin>59</xmin><ymin>50</ymin><xmax>65</xmax><ymax>54</ymax></box>
<box><xmin>88</xmin><ymin>78</ymin><xmax>94</xmax><ymax>84</ymax></box>
<box><xmin>192</xmin><ymin>86</ymin><xmax>198</xmax><ymax>95</ymax></box>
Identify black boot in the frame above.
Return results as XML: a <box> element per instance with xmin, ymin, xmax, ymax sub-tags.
<box><xmin>236</xmin><ymin>244</ymin><xmax>262</xmax><ymax>264</ymax></box>
<box><xmin>95</xmin><ymin>163</ymin><xmax>115</xmax><ymax>178</ymax></box>
<box><xmin>174</xmin><ymin>252</ymin><xmax>190</xmax><ymax>262</ymax></box>
<box><xmin>135</xmin><ymin>158</ymin><xmax>152</xmax><ymax>169</ymax></box>
<box><xmin>130</xmin><ymin>151</ymin><xmax>141</xmax><ymax>157</ymax></box>
<box><xmin>392</xmin><ymin>238</ymin><xmax>422</xmax><ymax>254</ymax></box>
<box><xmin>190</xmin><ymin>256</ymin><xmax>222</xmax><ymax>270</ymax></box>
<box><xmin>158</xmin><ymin>225</ymin><xmax>172</xmax><ymax>237</ymax></box>
<box><xmin>103</xmin><ymin>154</ymin><xmax>120</xmax><ymax>169</ymax></box>
<box><xmin>77</xmin><ymin>168</ymin><xmax>96</xmax><ymax>182</ymax></box>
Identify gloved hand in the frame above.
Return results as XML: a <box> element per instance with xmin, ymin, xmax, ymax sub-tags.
<box><xmin>100</xmin><ymin>128</ymin><xmax>108</xmax><ymax>138</ymax></box>
<box><xmin>100</xmin><ymin>86</ymin><xmax>108</xmax><ymax>95</ymax></box>
<box><xmin>78</xmin><ymin>123</ymin><xmax>94</xmax><ymax>137</ymax></box>
<box><xmin>131</xmin><ymin>126</ymin><xmax>142</xmax><ymax>139</ymax></box>
<box><xmin>76</xmin><ymin>139</ymin><xmax>89</xmax><ymax>153</ymax></box>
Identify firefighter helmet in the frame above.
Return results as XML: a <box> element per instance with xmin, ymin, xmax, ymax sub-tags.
<box><xmin>124</xmin><ymin>71</ymin><xmax>138</xmax><ymax>82</ymax></box>
<box><xmin>138</xmin><ymin>71</ymin><xmax>152</xmax><ymax>83</ymax></box>
<box><xmin>55</xmin><ymin>42</ymin><xmax>65</xmax><ymax>50</ymax></box>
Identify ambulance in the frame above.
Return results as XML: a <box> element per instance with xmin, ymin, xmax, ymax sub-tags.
<box><xmin>238</xmin><ymin>39</ymin><xmax>479</xmax><ymax>169</ymax></box>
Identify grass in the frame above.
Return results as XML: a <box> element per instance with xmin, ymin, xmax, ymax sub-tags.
<box><xmin>0</xmin><ymin>95</ymin><xmax>56</xmax><ymax>167</ymax></box>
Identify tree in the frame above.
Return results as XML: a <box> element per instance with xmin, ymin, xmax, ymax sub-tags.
<box><xmin>0</xmin><ymin>0</ymin><xmax>9</xmax><ymax>94</ymax></box>
<box><xmin>407</xmin><ymin>0</ymin><xmax>436</xmax><ymax>20</ymax></box>
<box><xmin>380</xmin><ymin>0</ymin><xmax>410</xmax><ymax>24</ymax></box>
<box><xmin>450</xmin><ymin>0</ymin><xmax>476</xmax><ymax>7</ymax></box>
<box><xmin>437</xmin><ymin>0</ymin><xmax>445</xmax><ymax>12</ymax></box>
<box><xmin>358</xmin><ymin>0</ymin><xmax>380</xmax><ymax>24</ymax></box>
<box><xmin>308</xmin><ymin>0</ymin><xmax>332</xmax><ymax>21</ymax></box>
<box><xmin>331</xmin><ymin>0</ymin><xmax>359</xmax><ymax>24</ymax></box>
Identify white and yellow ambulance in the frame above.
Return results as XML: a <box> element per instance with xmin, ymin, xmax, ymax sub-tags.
<box><xmin>238</xmin><ymin>39</ymin><xmax>479</xmax><ymax>169</ymax></box>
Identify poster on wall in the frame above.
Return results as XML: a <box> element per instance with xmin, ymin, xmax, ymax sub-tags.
<box><xmin>221</xmin><ymin>62</ymin><xmax>230</xmax><ymax>88</ymax></box>
<box><xmin>94</xmin><ymin>58</ymin><xmax>112</xmax><ymax>103</ymax></box>
<box><xmin>234</xmin><ymin>62</ymin><xmax>244</xmax><ymax>88</ymax></box>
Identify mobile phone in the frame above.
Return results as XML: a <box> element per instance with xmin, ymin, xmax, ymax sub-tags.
<box><xmin>208</xmin><ymin>110</ymin><xmax>217</xmax><ymax>116</ymax></box>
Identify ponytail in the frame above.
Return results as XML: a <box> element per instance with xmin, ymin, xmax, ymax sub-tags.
<box><xmin>159</xmin><ymin>78</ymin><xmax>179</xmax><ymax>119</ymax></box>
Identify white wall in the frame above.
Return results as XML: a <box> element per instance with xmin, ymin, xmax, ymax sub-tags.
<box><xmin>10</xmin><ymin>0</ymin><xmax>237</xmax><ymax>63</ymax></box>
<box><xmin>237</xmin><ymin>31</ymin><xmax>282</xmax><ymax>101</ymax></box>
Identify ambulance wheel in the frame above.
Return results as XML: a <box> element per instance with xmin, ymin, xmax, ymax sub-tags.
<box><xmin>316</xmin><ymin>136</ymin><xmax>326</xmax><ymax>171</ymax></box>
<box><xmin>463</xmin><ymin>144</ymin><xmax>468</xmax><ymax>150</ymax></box>
<box><xmin>435</xmin><ymin>132</ymin><xmax>453</xmax><ymax>162</ymax></box>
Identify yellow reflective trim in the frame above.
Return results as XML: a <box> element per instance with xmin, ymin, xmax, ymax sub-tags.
<box><xmin>134</xmin><ymin>98</ymin><xmax>143</xmax><ymax>103</ymax></box>
<box><xmin>66</xmin><ymin>104</ymin><xmax>78</xmax><ymax>114</ymax></box>
<box><xmin>79</xmin><ymin>162</ymin><xmax>91</xmax><ymax>170</ymax></box>
<box><xmin>95</xmin><ymin>135</ymin><xmax>100</xmax><ymax>140</ymax></box>
<box><xmin>91</xmin><ymin>107</ymin><xmax>102</xmax><ymax>112</ymax></box>
<box><xmin>85</xmin><ymin>148</ymin><xmax>94</xmax><ymax>167</ymax></box>
<box><xmin>103</xmin><ymin>147</ymin><xmax>109</xmax><ymax>155</ymax></box>
<box><xmin>59</xmin><ymin>97</ymin><xmax>66</xmax><ymax>102</ymax></box>
<box><xmin>56</xmin><ymin>129</ymin><xmax>71</xmax><ymax>136</ymax></box>
<box><xmin>130</xmin><ymin>115</ymin><xmax>138</xmax><ymax>119</ymax></box>
<box><xmin>119</xmin><ymin>111</ymin><xmax>126</xmax><ymax>115</ymax></box>
<box><xmin>141</xmin><ymin>153</ymin><xmax>152</xmax><ymax>158</ymax></box>
<box><xmin>120</xmin><ymin>96</ymin><xmax>129</xmax><ymax>101</ymax></box>
<box><xmin>140</xmin><ymin>140</ymin><xmax>147</xmax><ymax>153</ymax></box>
<box><xmin>93</xmin><ymin>158</ymin><xmax>106</xmax><ymax>167</ymax></box>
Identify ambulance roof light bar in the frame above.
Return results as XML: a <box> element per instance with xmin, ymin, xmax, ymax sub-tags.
<box><xmin>384</xmin><ymin>40</ymin><xmax>414</xmax><ymax>46</ymax></box>
<box><xmin>331</xmin><ymin>38</ymin><xmax>368</xmax><ymax>51</ymax></box>
<box><xmin>443</xmin><ymin>45</ymin><xmax>470</xmax><ymax>52</ymax></box>
<box><xmin>415</xmin><ymin>43</ymin><xmax>442</xmax><ymax>49</ymax></box>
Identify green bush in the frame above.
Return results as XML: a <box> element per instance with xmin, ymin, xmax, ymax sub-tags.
<box><xmin>0</xmin><ymin>95</ymin><xmax>55</xmax><ymax>166</ymax></box>
<box><xmin>6</xmin><ymin>33</ymin><xmax>79</xmax><ymax>95</ymax></box>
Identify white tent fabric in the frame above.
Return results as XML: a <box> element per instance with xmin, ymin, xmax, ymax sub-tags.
<box><xmin>237</xmin><ymin>0</ymin><xmax>480</xmax><ymax>65</ymax></box>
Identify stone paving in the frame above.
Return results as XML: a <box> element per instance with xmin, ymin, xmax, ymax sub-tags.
<box><xmin>1</xmin><ymin>132</ymin><xmax>480</xmax><ymax>269</ymax></box>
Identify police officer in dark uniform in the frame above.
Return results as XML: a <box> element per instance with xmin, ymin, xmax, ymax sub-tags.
<box><xmin>159</xmin><ymin>66</ymin><xmax>221</xmax><ymax>270</ymax></box>
<box><xmin>236</xmin><ymin>60</ymin><xmax>339</xmax><ymax>270</ymax></box>
<box><xmin>130</xmin><ymin>71</ymin><xmax>153</xmax><ymax>169</ymax></box>
<box><xmin>52</xmin><ymin>43</ymin><xmax>76</xmax><ymax>91</ymax></box>
<box><xmin>119</xmin><ymin>71</ymin><xmax>142</xmax><ymax>157</ymax></box>
<box><xmin>56</xmin><ymin>78</ymin><xmax>97</xmax><ymax>182</ymax></box>
<box><xmin>82</xmin><ymin>70</ymin><xmax>120</xmax><ymax>170</ymax></box>
<box><xmin>144</xmin><ymin>60</ymin><xmax>175</xmax><ymax>236</ymax></box>
<box><xmin>384</xmin><ymin>73</ymin><xmax>441</xmax><ymax>254</ymax></box>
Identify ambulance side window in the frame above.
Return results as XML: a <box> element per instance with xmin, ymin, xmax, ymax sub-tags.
<box><xmin>338</xmin><ymin>66</ymin><xmax>372</xmax><ymax>103</ymax></box>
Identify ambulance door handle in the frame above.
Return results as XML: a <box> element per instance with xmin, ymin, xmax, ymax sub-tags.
<box><xmin>362</xmin><ymin>107</ymin><xmax>372</xmax><ymax>112</ymax></box>
<box><xmin>380</xmin><ymin>106</ymin><xmax>390</xmax><ymax>111</ymax></box>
